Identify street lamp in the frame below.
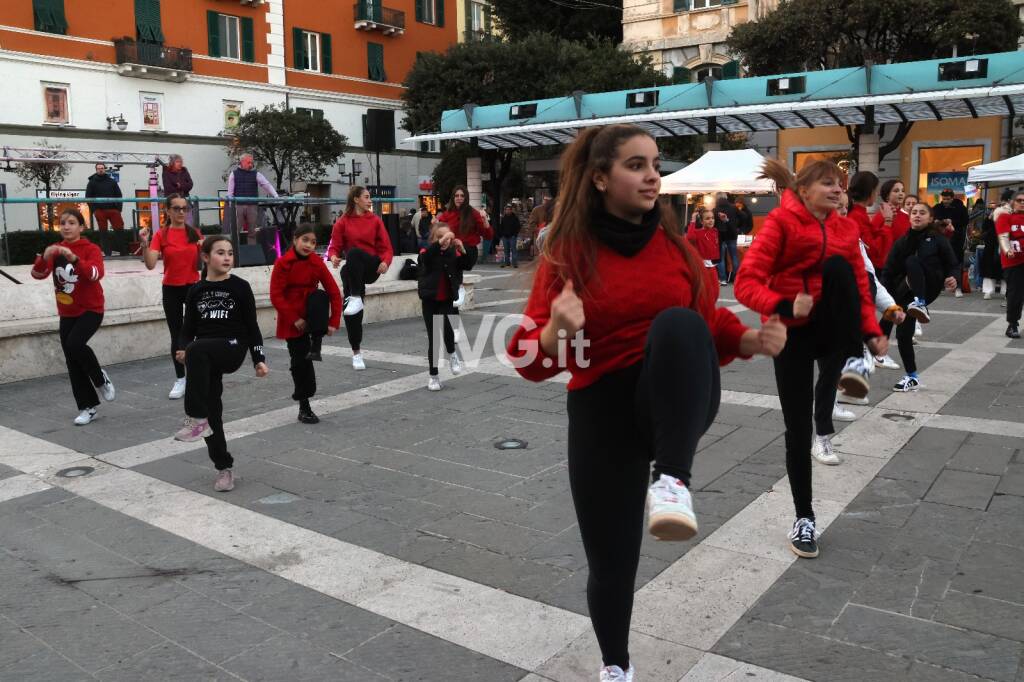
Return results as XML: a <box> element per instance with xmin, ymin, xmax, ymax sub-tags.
<box><xmin>106</xmin><ymin>114</ymin><xmax>128</xmax><ymax>131</ymax></box>
<box><xmin>338</xmin><ymin>160</ymin><xmax>363</xmax><ymax>185</ymax></box>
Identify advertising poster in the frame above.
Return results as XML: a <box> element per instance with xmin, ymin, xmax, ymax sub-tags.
<box><xmin>140</xmin><ymin>92</ymin><xmax>164</xmax><ymax>130</ymax></box>
<box><xmin>36</xmin><ymin>189</ymin><xmax>88</xmax><ymax>231</ymax></box>
<box><xmin>925</xmin><ymin>172</ymin><xmax>968</xmax><ymax>203</ymax></box>
<box><xmin>224</xmin><ymin>101</ymin><xmax>242</xmax><ymax>130</ymax></box>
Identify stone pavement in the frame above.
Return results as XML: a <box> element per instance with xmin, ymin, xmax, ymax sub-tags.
<box><xmin>0</xmin><ymin>263</ymin><xmax>1022</xmax><ymax>681</ymax></box>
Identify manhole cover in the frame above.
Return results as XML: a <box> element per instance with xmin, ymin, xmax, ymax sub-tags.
<box><xmin>495</xmin><ymin>438</ymin><xmax>528</xmax><ymax>450</ymax></box>
<box><xmin>882</xmin><ymin>413</ymin><xmax>915</xmax><ymax>422</ymax></box>
<box><xmin>56</xmin><ymin>466</ymin><xmax>95</xmax><ymax>478</ymax></box>
<box><xmin>258</xmin><ymin>492</ymin><xmax>300</xmax><ymax>505</ymax></box>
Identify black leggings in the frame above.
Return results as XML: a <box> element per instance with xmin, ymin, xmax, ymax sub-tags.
<box><xmin>890</xmin><ymin>273</ymin><xmax>943</xmax><ymax>375</ymax></box>
<box><xmin>421</xmin><ymin>298</ymin><xmax>457</xmax><ymax>376</ymax></box>
<box><xmin>773</xmin><ymin>256</ymin><xmax>862</xmax><ymax>520</ymax></box>
<box><xmin>287</xmin><ymin>290</ymin><xmax>330</xmax><ymax>401</ymax></box>
<box><xmin>183</xmin><ymin>338</ymin><xmax>247</xmax><ymax>470</ymax></box>
<box><xmin>162</xmin><ymin>284</ymin><xmax>193</xmax><ymax>379</ymax></box>
<box><xmin>59</xmin><ymin>312</ymin><xmax>105</xmax><ymax>410</ymax></box>
<box><xmin>341</xmin><ymin>248</ymin><xmax>382</xmax><ymax>352</ymax></box>
<box><xmin>1006</xmin><ymin>265</ymin><xmax>1024</xmax><ymax>325</ymax></box>
<box><xmin>566</xmin><ymin>307</ymin><xmax>720</xmax><ymax>669</ymax></box>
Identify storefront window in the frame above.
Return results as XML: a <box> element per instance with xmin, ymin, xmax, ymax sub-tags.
<box><xmin>793</xmin><ymin>150</ymin><xmax>850</xmax><ymax>175</ymax></box>
<box><xmin>917</xmin><ymin>145</ymin><xmax>984</xmax><ymax>203</ymax></box>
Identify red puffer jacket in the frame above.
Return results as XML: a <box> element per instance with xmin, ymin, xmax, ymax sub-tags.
<box><xmin>734</xmin><ymin>189</ymin><xmax>882</xmax><ymax>338</ymax></box>
<box><xmin>270</xmin><ymin>248</ymin><xmax>342</xmax><ymax>339</ymax></box>
<box><xmin>851</xmin><ymin>203</ymin><xmax>891</xmax><ymax>270</ymax></box>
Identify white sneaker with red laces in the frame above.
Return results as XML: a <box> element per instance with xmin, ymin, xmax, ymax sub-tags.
<box><xmin>647</xmin><ymin>474</ymin><xmax>698</xmax><ymax>541</ymax></box>
<box><xmin>599</xmin><ymin>664</ymin><xmax>635</xmax><ymax>682</ymax></box>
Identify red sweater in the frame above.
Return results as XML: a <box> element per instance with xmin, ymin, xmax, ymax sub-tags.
<box><xmin>851</xmin><ymin>203</ymin><xmax>892</xmax><ymax>270</ymax></box>
<box><xmin>270</xmin><ymin>249</ymin><xmax>343</xmax><ymax>339</ymax></box>
<box><xmin>735</xmin><ymin>189</ymin><xmax>882</xmax><ymax>338</ymax></box>
<box><xmin>870</xmin><ymin>208</ymin><xmax>910</xmax><ymax>263</ymax></box>
<box><xmin>508</xmin><ymin>228</ymin><xmax>749</xmax><ymax>391</ymax></box>
<box><xmin>31</xmin><ymin>238</ymin><xmax>105</xmax><ymax>317</ymax></box>
<box><xmin>438</xmin><ymin>208</ymin><xmax>493</xmax><ymax>246</ymax></box>
<box><xmin>996</xmin><ymin>212</ymin><xmax>1024</xmax><ymax>270</ymax></box>
<box><xmin>686</xmin><ymin>226</ymin><xmax>720</xmax><ymax>262</ymax></box>
<box><xmin>327</xmin><ymin>211</ymin><xmax>394</xmax><ymax>265</ymax></box>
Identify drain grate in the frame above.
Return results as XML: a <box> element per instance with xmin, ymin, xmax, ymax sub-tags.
<box><xmin>495</xmin><ymin>438</ymin><xmax>528</xmax><ymax>451</ymax></box>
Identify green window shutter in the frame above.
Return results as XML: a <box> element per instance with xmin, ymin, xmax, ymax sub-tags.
<box><xmin>673</xmin><ymin>0</ymin><xmax>689</xmax><ymax>11</ymax></box>
<box><xmin>135</xmin><ymin>0</ymin><xmax>164</xmax><ymax>43</ymax></box>
<box><xmin>722</xmin><ymin>60</ymin><xmax>739</xmax><ymax>79</ymax></box>
<box><xmin>484</xmin><ymin>3</ymin><xmax>491</xmax><ymax>34</ymax></box>
<box><xmin>34</xmin><ymin>0</ymin><xmax>68</xmax><ymax>35</ymax></box>
<box><xmin>671</xmin><ymin>67</ymin><xmax>691</xmax><ymax>84</ymax></box>
<box><xmin>241</xmin><ymin>17</ymin><xmax>254</xmax><ymax>62</ymax></box>
<box><xmin>293</xmin><ymin>27</ymin><xmax>306</xmax><ymax>69</ymax></box>
<box><xmin>464</xmin><ymin>0</ymin><xmax>472</xmax><ymax>32</ymax></box>
<box><xmin>368</xmin><ymin>42</ymin><xmax>385</xmax><ymax>81</ymax></box>
<box><xmin>415</xmin><ymin>0</ymin><xmax>424</xmax><ymax>22</ymax></box>
<box><xmin>207</xmin><ymin>11</ymin><xmax>221</xmax><ymax>58</ymax></box>
<box><xmin>721</xmin><ymin>0</ymin><xmax>738</xmax><ymax>4</ymax></box>
<box><xmin>435</xmin><ymin>0</ymin><xmax>444</xmax><ymax>27</ymax></box>
<box><xmin>321</xmin><ymin>33</ymin><xmax>332</xmax><ymax>74</ymax></box>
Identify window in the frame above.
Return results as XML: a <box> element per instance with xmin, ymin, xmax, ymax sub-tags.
<box><xmin>33</xmin><ymin>0</ymin><xmax>68</xmax><ymax>35</ymax></box>
<box><xmin>134</xmin><ymin>0</ymin><xmax>164</xmax><ymax>43</ymax></box>
<box><xmin>293</xmin><ymin>29</ymin><xmax>332</xmax><ymax>73</ymax></box>
<box><xmin>917</xmin><ymin>146</ymin><xmax>984</xmax><ymax>201</ymax></box>
<box><xmin>691</xmin><ymin>0</ymin><xmax>721</xmax><ymax>8</ymax></box>
<box><xmin>207</xmin><ymin>12</ymin><xmax>255</xmax><ymax>62</ymax></box>
<box><xmin>296</xmin><ymin>107</ymin><xmax>324</xmax><ymax>120</ymax></box>
<box><xmin>794</xmin><ymin>150</ymin><xmax>848</xmax><ymax>174</ymax></box>
<box><xmin>415</xmin><ymin>0</ymin><xmax>445</xmax><ymax>26</ymax></box>
<box><xmin>368</xmin><ymin>42</ymin><xmax>386</xmax><ymax>81</ymax></box>
<box><xmin>42</xmin><ymin>83</ymin><xmax>69</xmax><ymax>125</ymax></box>
<box><xmin>694</xmin><ymin>65</ymin><xmax>722</xmax><ymax>82</ymax></box>
<box><xmin>470</xmin><ymin>2</ymin><xmax>486</xmax><ymax>31</ymax></box>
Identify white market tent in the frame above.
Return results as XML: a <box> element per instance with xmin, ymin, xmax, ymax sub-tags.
<box><xmin>967</xmin><ymin>152</ymin><xmax>1024</xmax><ymax>183</ymax></box>
<box><xmin>660</xmin><ymin>149</ymin><xmax>776</xmax><ymax>195</ymax></box>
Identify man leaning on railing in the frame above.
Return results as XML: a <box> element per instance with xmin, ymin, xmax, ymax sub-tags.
<box><xmin>226</xmin><ymin>154</ymin><xmax>277</xmax><ymax>237</ymax></box>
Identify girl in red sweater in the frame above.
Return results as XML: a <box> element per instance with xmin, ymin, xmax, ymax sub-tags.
<box><xmin>996</xmin><ymin>191</ymin><xmax>1024</xmax><ymax>338</ymax></box>
<box><xmin>437</xmin><ymin>185</ymin><xmax>493</xmax><ymax>307</ymax></box>
<box><xmin>31</xmin><ymin>209</ymin><xmax>116</xmax><ymax>425</ymax></box>
<box><xmin>139</xmin><ymin>194</ymin><xmax>203</xmax><ymax>400</ymax></box>
<box><xmin>685</xmin><ymin>208</ymin><xmax>721</xmax><ymax>269</ymax></box>
<box><xmin>327</xmin><ymin>185</ymin><xmax>393</xmax><ymax>370</ymax></box>
<box><xmin>271</xmin><ymin>225</ymin><xmax>342</xmax><ymax>423</ymax></box>
<box><xmin>735</xmin><ymin>159</ymin><xmax>886</xmax><ymax>560</ymax></box>
<box><xmin>508</xmin><ymin>124</ymin><xmax>786</xmax><ymax>682</ymax></box>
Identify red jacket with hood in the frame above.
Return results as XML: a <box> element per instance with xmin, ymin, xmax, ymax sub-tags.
<box><xmin>735</xmin><ymin>189</ymin><xmax>882</xmax><ymax>338</ymax></box>
<box><xmin>270</xmin><ymin>249</ymin><xmax>342</xmax><ymax>339</ymax></box>
<box><xmin>437</xmin><ymin>208</ymin><xmax>494</xmax><ymax>247</ymax></box>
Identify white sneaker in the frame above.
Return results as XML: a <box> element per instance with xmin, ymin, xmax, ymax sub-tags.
<box><xmin>73</xmin><ymin>408</ymin><xmax>96</xmax><ymax>426</ymax></box>
<box><xmin>647</xmin><ymin>474</ymin><xmax>698</xmax><ymax>541</ymax></box>
<box><xmin>449</xmin><ymin>351</ymin><xmax>463</xmax><ymax>375</ymax></box>
<box><xmin>343</xmin><ymin>296</ymin><xmax>364</xmax><ymax>316</ymax></box>
<box><xmin>954</xmin><ymin>288</ymin><xmax>963</xmax><ymax>298</ymax></box>
<box><xmin>832</xmin><ymin>403</ymin><xmax>856</xmax><ymax>422</ymax></box>
<box><xmin>874</xmin><ymin>354</ymin><xmax>900</xmax><ymax>370</ymax></box>
<box><xmin>914</xmin><ymin>320</ymin><xmax>923</xmax><ymax>337</ymax></box>
<box><xmin>838</xmin><ymin>356</ymin><xmax>871</xmax><ymax>399</ymax></box>
<box><xmin>984</xmin><ymin>292</ymin><xmax>993</xmax><ymax>300</ymax></box>
<box><xmin>100</xmin><ymin>369</ymin><xmax>115</xmax><ymax>401</ymax></box>
<box><xmin>599</xmin><ymin>664</ymin><xmax>635</xmax><ymax>682</ymax></box>
<box><xmin>168</xmin><ymin>377</ymin><xmax>186</xmax><ymax>400</ymax></box>
<box><xmin>837</xmin><ymin>394</ymin><xmax>868</xmax><ymax>406</ymax></box>
<box><xmin>812</xmin><ymin>434</ymin><xmax>841</xmax><ymax>465</ymax></box>
<box><xmin>893</xmin><ymin>374</ymin><xmax>922</xmax><ymax>392</ymax></box>
<box><xmin>454</xmin><ymin>285</ymin><xmax>466</xmax><ymax>307</ymax></box>
<box><xmin>427</xmin><ymin>376</ymin><xmax>442</xmax><ymax>391</ymax></box>
<box><xmin>352</xmin><ymin>353</ymin><xmax>366</xmax><ymax>370</ymax></box>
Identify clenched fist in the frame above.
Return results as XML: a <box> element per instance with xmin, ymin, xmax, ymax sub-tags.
<box><xmin>793</xmin><ymin>292</ymin><xmax>814</xmax><ymax>318</ymax></box>
<box><xmin>540</xmin><ymin>279</ymin><xmax>585</xmax><ymax>357</ymax></box>
<box><xmin>757</xmin><ymin>315</ymin><xmax>787</xmax><ymax>356</ymax></box>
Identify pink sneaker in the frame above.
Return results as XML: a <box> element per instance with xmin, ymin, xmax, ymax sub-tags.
<box><xmin>173</xmin><ymin>417</ymin><xmax>212</xmax><ymax>442</ymax></box>
<box><xmin>213</xmin><ymin>469</ymin><xmax>234</xmax><ymax>492</ymax></box>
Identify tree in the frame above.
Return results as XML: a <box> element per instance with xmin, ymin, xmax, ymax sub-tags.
<box><xmin>11</xmin><ymin>139</ymin><xmax>70</xmax><ymax>230</ymax></box>
<box><xmin>727</xmin><ymin>0</ymin><xmax>1022</xmax><ymax>166</ymax></box>
<box><xmin>727</xmin><ymin>0</ymin><xmax>1022</xmax><ymax>76</ymax></box>
<box><xmin>404</xmin><ymin>33</ymin><xmax>668</xmax><ymax>212</ymax></box>
<box><xmin>489</xmin><ymin>0</ymin><xmax>622</xmax><ymax>43</ymax></box>
<box><xmin>227</xmin><ymin>105</ymin><xmax>348</xmax><ymax>192</ymax></box>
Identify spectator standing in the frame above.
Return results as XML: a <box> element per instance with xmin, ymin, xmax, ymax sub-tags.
<box><xmin>527</xmin><ymin>195</ymin><xmax>552</xmax><ymax>242</ymax></box>
<box><xmin>933</xmin><ymin>188</ymin><xmax>969</xmax><ymax>297</ymax></box>
<box><xmin>161</xmin><ymin>154</ymin><xmax>193</xmax><ymax>197</ymax></box>
<box><xmin>498</xmin><ymin>204</ymin><xmax>522</xmax><ymax>268</ymax></box>
<box><xmin>734</xmin><ymin>198</ymin><xmax>754</xmax><ymax>235</ymax></box>
<box><xmin>86</xmin><ymin>163</ymin><xmax>124</xmax><ymax>232</ymax></box>
<box><xmin>715</xmin><ymin>193</ymin><xmax>740</xmax><ymax>285</ymax></box>
<box><xmin>227</xmin><ymin>153</ymin><xmax>278</xmax><ymax>237</ymax></box>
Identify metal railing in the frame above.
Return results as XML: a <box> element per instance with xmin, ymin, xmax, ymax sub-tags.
<box><xmin>114</xmin><ymin>39</ymin><xmax>193</xmax><ymax>72</ymax></box>
<box><xmin>353</xmin><ymin>3</ymin><xmax>406</xmax><ymax>31</ymax></box>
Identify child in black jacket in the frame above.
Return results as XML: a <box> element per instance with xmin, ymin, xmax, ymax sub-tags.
<box><xmin>418</xmin><ymin>223</ymin><xmax>470</xmax><ymax>390</ymax></box>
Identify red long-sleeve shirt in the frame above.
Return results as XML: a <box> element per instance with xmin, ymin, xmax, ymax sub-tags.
<box><xmin>326</xmin><ymin>211</ymin><xmax>393</xmax><ymax>265</ymax></box>
<box><xmin>869</xmin><ymin>208</ymin><xmax>910</xmax><ymax>264</ymax></box>
<box><xmin>437</xmin><ymin>209</ymin><xmax>493</xmax><ymax>246</ymax></box>
<box><xmin>851</xmin><ymin>203</ymin><xmax>892</xmax><ymax>271</ymax></box>
<box><xmin>31</xmin><ymin>238</ymin><xmax>105</xmax><ymax>317</ymax></box>
<box><xmin>508</xmin><ymin>228</ymin><xmax>749</xmax><ymax>391</ymax></box>
<box><xmin>269</xmin><ymin>249</ymin><xmax>343</xmax><ymax>339</ymax></box>
<box><xmin>996</xmin><ymin>211</ymin><xmax>1024</xmax><ymax>270</ymax></box>
<box><xmin>686</xmin><ymin>226</ymin><xmax>720</xmax><ymax>262</ymax></box>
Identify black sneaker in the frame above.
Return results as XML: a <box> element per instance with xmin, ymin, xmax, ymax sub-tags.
<box><xmin>297</xmin><ymin>405</ymin><xmax>320</xmax><ymax>424</ymax></box>
<box><xmin>306</xmin><ymin>336</ymin><xmax>323</xmax><ymax>361</ymax></box>
<box><xmin>788</xmin><ymin>517</ymin><xmax>819</xmax><ymax>558</ymax></box>
<box><xmin>1007</xmin><ymin>324</ymin><xmax>1021</xmax><ymax>339</ymax></box>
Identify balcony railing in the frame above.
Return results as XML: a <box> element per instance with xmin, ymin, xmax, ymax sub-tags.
<box><xmin>114</xmin><ymin>39</ymin><xmax>193</xmax><ymax>82</ymax></box>
<box><xmin>353</xmin><ymin>3</ymin><xmax>406</xmax><ymax>35</ymax></box>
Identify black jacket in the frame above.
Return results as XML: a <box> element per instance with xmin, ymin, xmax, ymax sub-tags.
<box><xmin>881</xmin><ymin>228</ymin><xmax>958</xmax><ymax>292</ymax></box>
<box><xmin>979</xmin><ymin>217</ymin><xmax>1004</xmax><ymax>280</ymax></box>
<box><xmin>417</xmin><ymin>241</ymin><xmax>471</xmax><ymax>300</ymax></box>
<box><xmin>736</xmin><ymin>205</ymin><xmax>754</xmax><ymax>235</ymax></box>
<box><xmin>714</xmin><ymin>198</ymin><xmax>739</xmax><ymax>241</ymax></box>
<box><xmin>85</xmin><ymin>173</ymin><xmax>123</xmax><ymax>212</ymax></box>
<box><xmin>933</xmin><ymin>199</ymin><xmax>969</xmax><ymax>232</ymax></box>
<box><xmin>162</xmin><ymin>166</ymin><xmax>193</xmax><ymax>197</ymax></box>
<box><xmin>498</xmin><ymin>213</ymin><xmax>521</xmax><ymax>238</ymax></box>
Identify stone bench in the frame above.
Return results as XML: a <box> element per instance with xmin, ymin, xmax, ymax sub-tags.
<box><xmin>0</xmin><ymin>258</ymin><xmax>479</xmax><ymax>384</ymax></box>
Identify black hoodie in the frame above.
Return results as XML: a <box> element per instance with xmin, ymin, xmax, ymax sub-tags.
<box><xmin>85</xmin><ymin>173</ymin><xmax>123</xmax><ymax>211</ymax></box>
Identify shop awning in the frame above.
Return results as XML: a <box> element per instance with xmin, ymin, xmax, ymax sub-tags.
<box><xmin>405</xmin><ymin>51</ymin><xmax>1024</xmax><ymax>150</ymax></box>
<box><xmin>968</xmin><ymin>152</ymin><xmax>1024</xmax><ymax>183</ymax></box>
<box><xmin>660</xmin><ymin>149</ymin><xmax>775</xmax><ymax>195</ymax></box>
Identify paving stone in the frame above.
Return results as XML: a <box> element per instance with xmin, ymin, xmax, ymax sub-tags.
<box><xmin>335</xmin><ymin>518</ymin><xmax>453</xmax><ymax>565</ymax></box>
<box><xmin>924</xmin><ymin>469</ymin><xmax>1000</xmax><ymax>510</ymax></box>
<box><xmin>934</xmin><ymin>589</ymin><xmax>1024</xmax><ymax>643</ymax></box>
<box><xmin>222</xmin><ymin>634</ymin><xmax>373</xmax><ymax>681</ymax></box>
<box><xmin>997</xmin><ymin>462</ymin><xmax>1024</xmax><ymax>496</ymax></box>
<box><xmin>419</xmin><ymin>511</ymin><xmax>553</xmax><ymax>556</ymax></box>
<box><xmin>885</xmin><ymin>502</ymin><xmax>983</xmax><ymax>562</ymax></box>
<box><xmin>879</xmin><ymin>446</ymin><xmax>953</xmax><ymax>485</ymax></box>
<box><xmin>745</xmin><ymin>562</ymin><xmax>867</xmax><ymax>633</ymax></box>
<box><xmin>951</xmin><ymin>541</ymin><xmax>1024</xmax><ymax>604</ymax></box>
<box><xmin>843</xmin><ymin>476</ymin><xmax>930</xmax><ymax>528</ymax></box>
<box><xmin>95</xmin><ymin>642</ymin><xmax>233</xmax><ymax>681</ymax></box>
<box><xmin>829</xmin><ymin>603</ymin><xmax>1021</xmax><ymax>682</ymax></box>
<box><xmin>947</xmin><ymin>442</ymin><xmax>1016</xmax><ymax>475</ymax></box>
<box><xmin>0</xmin><ymin>643</ymin><xmax>92</xmax><ymax>681</ymax></box>
<box><xmin>345</xmin><ymin>623</ymin><xmax>524</xmax><ymax>681</ymax></box>
<box><xmin>424</xmin><ymin>542</ymin><xmax>573</xmax><ymax>601</ymax></box>
<box><xmin>849</xmin><ymin>555</ymin><xmax>957</xmax><ymax>620</ymax></box>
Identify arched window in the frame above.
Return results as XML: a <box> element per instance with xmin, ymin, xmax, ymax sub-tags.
<box><xmin>694</xmin><ymin>64</ymin><xmax>723</xmax><ymax>82</ymax></box>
